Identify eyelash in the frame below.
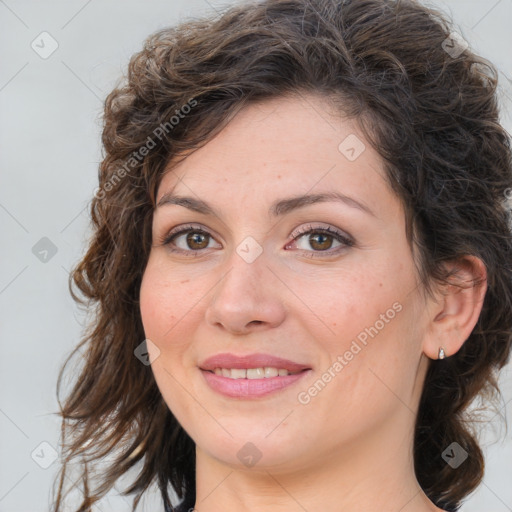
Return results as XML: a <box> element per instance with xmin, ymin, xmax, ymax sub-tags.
<box><xmin>158</xmin><ymin>223</ymin><xmax>354</xmax><ymax>259</ymax></box>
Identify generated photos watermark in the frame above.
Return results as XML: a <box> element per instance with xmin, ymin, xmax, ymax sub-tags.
<box><xmin>94</xmin><ymin>97</ymin><xmax>197</xmax><ymax>200</ymax></box>
<box><xmin>297</xmin><ymin>301</ymin><xmax>403</xmax><ymax>405</ymax></box>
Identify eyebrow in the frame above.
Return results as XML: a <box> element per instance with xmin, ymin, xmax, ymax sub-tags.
<box><xmin>156</xmin><ymin>191</ymin><xmax>375</xmax><ymax>218</ymax></box>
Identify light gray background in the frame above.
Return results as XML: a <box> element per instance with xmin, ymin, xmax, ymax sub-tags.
<box><xmin>1</xmin><ymin>1</ymin><xmax>511</xmax><ymax>511</ymax></box>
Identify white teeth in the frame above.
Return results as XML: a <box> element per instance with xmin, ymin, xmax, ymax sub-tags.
<box><xmin>247</xmin><ymin>368</ymin><xmax>265</xmax><ymax>379</ymax></box>
<box><xmin>264</xmin><ymin>367</ymin><xmax>278</xmax><ymax>378</ymax></box>
<box><xmin>230</xmin><ymin>368</ymin><xmax>247</xmax><ymax>379</ymax></box>
<box><xmin>212</xmin><ymin>367</ymin><xmax>299</xmax><ymax>379</ymax></box>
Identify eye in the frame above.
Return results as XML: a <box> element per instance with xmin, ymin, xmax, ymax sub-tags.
<box><xmin>158</xmin><ymin>222</ymin><xmax>354</xmax><ymax>258</ymax></box>
<box><xmin>286</xmin><ymin>224</ymin><xmax>354</xmax><ymax>258</ymax></box>
<box><xmin>159</xmin><ymin>224</ymin><xmax>220</xmax><ymax>255</ymax></box>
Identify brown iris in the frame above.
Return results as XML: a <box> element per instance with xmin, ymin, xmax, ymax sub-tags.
<box><xmin>308</xmin><ymin>232</ymin><xmax>333</xmax><ymax>251</ymax></box>
<box><xmin>187</xmin><ymin>232</ymin><xmax>209</xmax><ymax>250</ymax></box>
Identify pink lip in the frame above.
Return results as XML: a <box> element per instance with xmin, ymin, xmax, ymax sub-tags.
<box><xmin>198</xmin><ymin>352</ymin><xmax>312</xmax><ymax>399</ymax></box>
<box><xmin>201</xmin><ymin>369</ymin><xmax>311</xmax><ymax>399</ymax></box>
<box><xmin>199</xmin><ymin>352</ymin><xmax>311</xmax><ymax>373</ymax></box>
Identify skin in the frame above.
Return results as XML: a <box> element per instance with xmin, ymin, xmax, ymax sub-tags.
<box><xmin>139</xmin><ymin>93</ymin><xmax>487</xmax><ymax>512</ymax></box>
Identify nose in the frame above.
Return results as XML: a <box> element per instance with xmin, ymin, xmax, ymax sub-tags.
<box><xmin>204</xmin><ymin>250</ymin><xmax>287</xmax><ymax>335</ymax></box>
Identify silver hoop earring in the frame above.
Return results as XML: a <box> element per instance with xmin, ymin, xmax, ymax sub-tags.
<box><xmin>438</xmin><ymin>347</ymin><xmax>446</xmax><ymax>360</ymax></box>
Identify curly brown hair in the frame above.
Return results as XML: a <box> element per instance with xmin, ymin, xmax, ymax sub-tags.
<box><xmin>52</xmin><ymin>0</ymin><xmax>512</xmax><ymax>511</ymax></box>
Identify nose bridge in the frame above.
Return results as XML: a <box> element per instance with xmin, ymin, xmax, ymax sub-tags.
<box><xmin>204</xmin><ymin>238</ymin><xmax>286</xmax><ymax>333</ymax></box>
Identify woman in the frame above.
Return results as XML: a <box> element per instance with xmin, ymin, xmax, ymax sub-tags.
<box><xmin>52</xmin><ymin>0</ymin><xmax>512</xmax><ymax>511</ymax></box>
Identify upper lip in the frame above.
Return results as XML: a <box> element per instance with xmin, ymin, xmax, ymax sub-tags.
<box><xmin>199</xmin><ymin>353</ymin><xmax>311</xmax><ymax>372</ymax></box>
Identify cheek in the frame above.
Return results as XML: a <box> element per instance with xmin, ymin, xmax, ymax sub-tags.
<box><xmin>311</xmin><ymin>258</ymin><xmax>420</xmax><ymax>386</ymax></box>
<box><xmin>139</xmin><ymin>259</ymin><xmax>188</xmax><ymax>341</ymax></box>
<box><xmin>314</xmin><ymin>262</ymin><xmax>406</xmax><ymax>338</ymax></box>
<box><xmin>139</xmin><ymin>264</ymin><xmax>196</xmax><ymax>419</ymax></box>
<box><xmin>139</xmin><ymin>257</ymin><xmax>208</xmax><ymax>374</ymax></box>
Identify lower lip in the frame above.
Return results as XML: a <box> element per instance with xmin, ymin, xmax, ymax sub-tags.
<box><xmin>200</xmin><ymin>369</ymin><xmax>311</xmax><ymax>399</ymax></box>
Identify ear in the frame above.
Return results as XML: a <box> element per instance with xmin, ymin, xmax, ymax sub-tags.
<box><xmin>422</xmin><ymin>255</ymin><xmax>487</xmax><ymax>359</ymax></box>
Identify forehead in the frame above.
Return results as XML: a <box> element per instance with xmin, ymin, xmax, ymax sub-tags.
<box><xmin>156</xmin><ymin>94</ymin><xmax>396</xmax><ymax>220</ymax></box>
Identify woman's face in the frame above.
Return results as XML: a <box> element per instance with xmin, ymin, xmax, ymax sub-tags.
<box><xmin>140</xmin><ymin>94</ymin><xmax>433</xmax><ymax>473</ymax></box>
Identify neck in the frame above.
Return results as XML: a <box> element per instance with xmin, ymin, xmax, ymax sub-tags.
<box><xmin>192</xmin><ymin>413</ymin><xmax>444</xmax><ymax>512</ymax></box>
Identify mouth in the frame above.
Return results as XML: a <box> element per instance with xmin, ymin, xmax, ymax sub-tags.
<box><xmin>198</xmin><ymin>352</ymin><xmax>312</xmax><ymax>398</ymax></box>
<box><xmin>200</xmin><ymin>367</ymin><xmax>312</xmax><ymax>399</ymax></box>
